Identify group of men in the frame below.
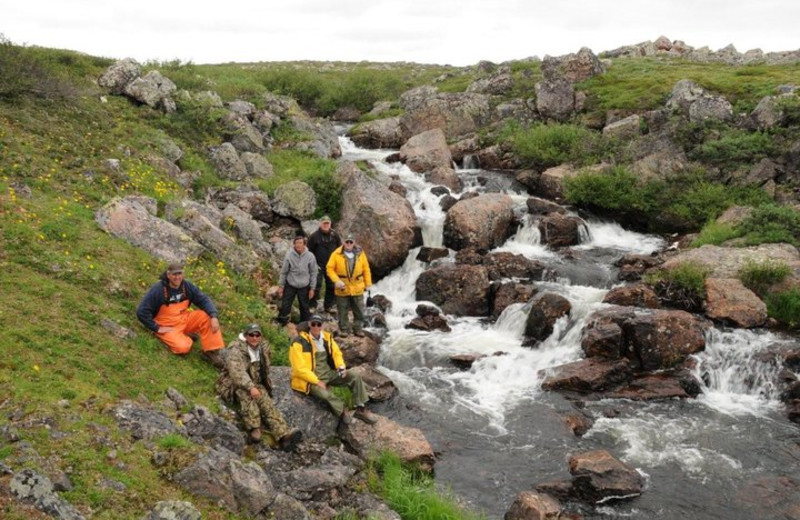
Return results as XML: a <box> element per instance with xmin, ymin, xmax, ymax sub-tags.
<box><xmin>135</xmin><ymin>217</ymin><xmax>377</xmax><ymax>449</ymax></box>
<box><xmin>277</xmin><ymin>215</ymin><xmax>373</xmax><ymax>338</ymax></box>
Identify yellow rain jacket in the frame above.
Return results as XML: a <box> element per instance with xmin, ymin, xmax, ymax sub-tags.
<box><xmin>326</xmin><ymin>245</ymin><xmax>372</xmax><ymax>296</ymax></box>
<box><xmin>289</xmin><ymin>330</ymin><xmax>345</xmax><ymax>393</ymax></box>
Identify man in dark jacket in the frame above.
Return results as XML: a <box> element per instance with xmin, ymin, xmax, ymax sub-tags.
<box><xmin>220</xmin><ymin>323</ymin><xmax>302</xmax><ymax>449</ymax></box>
<box><xmin>136</xmin><ymin>263</ymin><xmax>224</xmax><ymax>367</ymax></box>
<box><xmin>307</xmin><ymin>216</ymin><xmax>342</xmax><ymax>314</ymax></box>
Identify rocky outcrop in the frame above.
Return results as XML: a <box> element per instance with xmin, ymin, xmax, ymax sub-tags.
<box><xmin>209</xmin><ymin>142</ymin><xmax>248</xmax><ymax>180</ymax></box>
<box><xmin>98</xmin><ymin>58</ymin><xmax>142</xmax><ymax>94</ymax></box>
<box><xmin>398</xmin><ymin>87</ymin><xmax>492</xmax><ymax>142</ymax></box>
<box><xmin>272</xmin><ymin>180</ymin><xmax>317</xmax><ymax>220</ymax></box>
<box><xmin>443</xmin><ymin>193</ymin><xmax>515</xmax><ymax>250</ymax></box>
<box><xmin>348</xmin><ymin>117</ymin><xmax>405</xmax><ymax>149</ymax></box>
<box><xmin>336</xmin><ymin>161</ymin><xmax>420</xmax><ymax>279</ymax></box>
<box><xmin>666</xmin><ymin>79</ymin><xmax>733</xmax><ymax>122</ymax></box>
<box><xmin>95</xmin><ymin>197</ymin><xmax>204</xmax><ymax>265</ymax></box>
<box><xmin>603</xmin><ymin>283</ymin><xmax>660</xmax><ymax>309</ymax></box>
<box><xmin>704</xmin><ymin>278</ymin><xmax>768</xmax><ymax>327</ymax></box>
<box><xmin>124</xmin><ymin>71</ymin><xmax>177</xmax><ymax>112</ymax></box>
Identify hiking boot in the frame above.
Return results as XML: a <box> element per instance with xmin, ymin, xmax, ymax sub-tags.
<box><xmin>249</xmin><ymin>428</ymin><xmax>262</xmax><ymax>443</ymax></box>
<box><xmin>338</xmin><ymin>411</ymin><xmax>353</xmax><ymax>426</ymax></box>
<box><xmin>354</xmin><ymin>330</ymin><xmax>365</xmax><ymax>338</ymax></box>
<box><xmin>278</xmin><ymin>429</ymin><xmax>303</xmax><ymax>452</ymax></box>
<box><xmin>353</xmin><ymin>407</ymin><xmax>377</xmax><ymax>425</ymax></box>
<box><xmin>203</xmin><ymin>349</ymin><xmax>226</xmax><ymax>370</ymax></box>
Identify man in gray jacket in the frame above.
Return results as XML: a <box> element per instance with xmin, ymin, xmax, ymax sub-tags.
<box><xmin>277</xmin><ymin>235</ymin><xmax>317</xmax><ymax>325</ymax></box>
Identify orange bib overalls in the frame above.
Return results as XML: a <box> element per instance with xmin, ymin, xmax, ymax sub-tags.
<box><xmin>154</xmin><ymin>299</ymin><xmax>224</xmax><ymax>355</ymax></box>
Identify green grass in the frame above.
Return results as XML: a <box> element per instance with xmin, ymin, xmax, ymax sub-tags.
<box><xmin>691</xmin><ymin>221</ymin><xmax>740</xmax><ymax>246</ymax></box>
<box><xmin>766</xmin><ymin>289</ymin><xmax>800</xmax><ymax>328</ymax></box>
<box><xmin>496</xmin><ymin>121</ymin><xmax>615</xmax><ymax>170</ymax></box>
<box><xmin>738</xmin><ymin>260</ymin><xmax>791</xmax><ymax>296</ymax></box>
<box><xmin>368</xmin><ymin>452</ymin><xmax>487</xmax><ymax>520</ymax></box>
<box><xmin>261</xmin><ymin>149</ymin><xmax>342</xmax><ymax>220</ymax></box>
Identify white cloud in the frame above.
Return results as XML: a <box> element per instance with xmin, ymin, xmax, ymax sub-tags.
<box><xmin>1</xmin><ymin>0</ymin><xmax>798</xmax><ymax>65</ymax></box>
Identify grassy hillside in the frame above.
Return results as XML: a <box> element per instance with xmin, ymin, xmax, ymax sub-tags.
<box><xmin>2</xmin><ymin>37</ymin><xmax>800</xmax><ymax>517</ymax></box>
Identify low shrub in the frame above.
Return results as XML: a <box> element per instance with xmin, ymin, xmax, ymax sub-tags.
<box><xmin>766</xmin><ymin>289</ymin><xmax>800</xmax><ymax>328</ymax></box>
<box><xmin>690</xmin><ymin>221</ymin><xmax>739</xmax><ymax>247</ymax></box>
<box><xmin>737</xmin><ymin>204</ymin><xmax>800</xmax><ymax>247</ymax></box>
<box><xmin>262</xmin><ymin>149</ymin><xmax>341</xmax><ymax>220</ymax></box>
<box><xmin>690</xmin><ymin>129</ymin><xmax>775</xmax><ymax>169</ymax></box>
<box><xmin>738</xmin><ymin>260</ymin><xmax>791</xmax><ymax>297</ymax></box>
<box><xmin>499</xmin><ymin>121</ymin><xmax>613</xmax><ymax>170</ymax></box>
<box><xmin>0</xmin><ymin>35</ymin><xmax>79</xmax><ymax>100</ymax></box>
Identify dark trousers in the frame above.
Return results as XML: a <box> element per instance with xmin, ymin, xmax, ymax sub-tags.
<box><xmin>310</xmin><ymin>267</ymin><xmax>336</xmax><ymax>311</ymax></box>
<box><xmin>278</xmin><ymin>285</ymin><xmax>311</xmax><ymax>324</ymax></box>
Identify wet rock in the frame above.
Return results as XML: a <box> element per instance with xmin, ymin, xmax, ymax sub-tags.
<box><xmin>416</xmin><ymin>247</ymin><xmax>449</xmax><ymax>263</ymax></box>
<box><xmin>142</xmin><ymin>500</ymin><xmax>202</xmax><ymax>520</ymax></box>
<box><xmin>443</xmin><ymin>193</ymin><xmax>515</xmax><ymax>251</ymax></box>
<box><xmin>484</xmin><ymin>252</ymin><xmax>545</xmax><ymax>281</ymax></box>
<box><xmin>627</xmin><ymin>310</ymin><xmax>709</xmax><ymax>370</ymax></box>
<box><xmin>406</xmin><ymin>314</ymin><xmax>451</xmax><ymax>333</ymax></box>
<box><xmin>603</xmin><ymin>283</ymin><xmax>660</xmax><ymax>309</ymax></box>
<box><xmin>604</xmin><ymin>373</ymin><xmax>691</xmax><ymax>400</ymax></box>
<box><xmin>526</xmin><ymin>197</ymin><xmax>566</xmax><ymax>215</ymax></box>
<box><xmin>369</xmin><ymin>294</ymin><xmax>393</xmax><ymax>313</ymax></box>
<box><xmin>504</xmin><ymin>490</ymin><xmax>562</xmax><ymax>519</ymax></box>
<box><xmin>537</xmin><ymin>164</ymin><xmax>582</xmax><ymax>201</ymax></box>
<box><xmin>388</xmin><ymin>181</ymin><xmax>407</xmax><ymax>197</ymax></box>
<box><xmin>449</xmin><ymin>353</ymin><xmax>487</xmax><ymax>370</ymax></box>
<box><xmin>524</xmin><ymin>292</ymin><xmax>571</xmax><ymax>342</ymax></box>
<box><xmin>736</xmin><ymin>476</ymin><xmax>800</xmax><ymax>519</ymax></box>
<box><xmin>704</xmin><ymin>278</ymin><xmax>767</xmax><ymax>328</ymax></box>
<box><xmin>415</xmin><ymin>264</ymin><xmax>490</xmax><ymax>316</ymax></box>
<box><xmin>541</xmin><ymin>358</ymin><xmax>633</xmax><ymax>393</ymax></box>
<box><xmin>427</xmin><ymin>166</ymin><xmax>462</xmax><ymax>192</ymax></box>
<box><xmin>338</xmin><ymin>336</ymin><xmax>380</xmax><ymax>367</ymax></box>
<box><xmin>491</xmin><ymin>282</ymin><xmax>537</xmax><ymax>319</ymax></box>
<box><xmin>568</xmin><ymin>450</ymin><xmax>645</xmax><ymax>504</ymax></box>
<box><xmin>537</xmin><ymin>213</ymin><xmax>587</xmax><ymax>248</ymax></box>
<box><xmin>564</xmin><ymin>410</ymin><xmax>594</xmax><ymax>437</ymax></box>
<box><xmin>10</xmin><ymin>468</ymin><xmax>85</xmax><ymax>520</ymax></box>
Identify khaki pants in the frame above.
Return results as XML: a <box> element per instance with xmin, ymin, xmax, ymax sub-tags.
<box><xmin>308</xmin><ymin>351</ymin><xmax>369</xmax><ymax>416</ymax></box>
<box><xmin>234</xmin><ymin>385</ymin><xmax>290</xmax><ymax>438</ymax></box>
<box><xmin>336</xmin><ymin>294</ymin><xmax>365</xmax><ymax>334</ymax></box>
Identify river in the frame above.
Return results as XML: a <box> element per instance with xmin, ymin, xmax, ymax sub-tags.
<box><xmin>339</xmin><ymin>136</ymin><xmax>800</xmax><ymax>519</ymax></box>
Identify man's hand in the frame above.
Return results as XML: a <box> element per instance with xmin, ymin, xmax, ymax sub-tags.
<box><xmin>210</xmin><ymin>317</ymin><xmax>220</xmax><ymax>333</ymax></box>
<box><xmin>335</xmin><ymin>281</ymin><xmax>345</xmax><ymax>290</ymax></box>
<box><xmin>316</xmin><ymin>381</ymin><xmax>327</xmax><ymax>390</ymax></box>
<box><xmin>337</xmin><ymin>367</ymin><xmax>347</xmax><ymax>378</ymax></box>
<box><xmin>249</xmin><ymin>387</ymin><xmax>261</xmax><ymax>399</ymax></box>
<box><xmin>276</xmin><ymin>286</ymin><xmax>284</xmax><ymax>297</ymax></box>
<box><xmin>308</xmin><ymin>288</ymin><xmax>315</xmax><ymax>298</ymax></box>
<box><xmin>156</xmin><ymin>326</ymin><xmax>174</xmax><ymax>334</ymax></box>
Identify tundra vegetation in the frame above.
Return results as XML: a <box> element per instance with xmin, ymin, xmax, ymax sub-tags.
<box><xmin>1</xmin><ymin>33</ymin><xmax>800</xmax><ymax>519</ymax></box>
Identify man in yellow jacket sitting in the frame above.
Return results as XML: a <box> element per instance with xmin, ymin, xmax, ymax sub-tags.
<box><xmin>289</xmin><ymin>315</ymin><xmax>376</xmax><ymax>425</ymax></box>
<box><xmin>326</xmin><ymin>235</ymin><xmax>372</xmax><ymax>338</ymax></box>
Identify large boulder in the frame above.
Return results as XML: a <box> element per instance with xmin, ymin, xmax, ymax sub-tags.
<box><xmin>399</xmin><ymin>88</ymin><xmax>492</xmax><ymax>142</ymax></box>
<box><xmin>535</xmin><ymin>78</ymin><xmax>576</xmax><ymax>121</ymax></box>
<box><xmin>272</xmin><ymin>180</ymin><xmax>316</xmax><ymax>220</ymax></box>
<box><xmin>504</xmin><ymin>490</ymin><xmax>562</xmax><ymax>520</ymax></box>
<box><xmin>123</xmin><ymin>70</ymin><xmax>177</xmax><ymax>112</ymax></box>
<box><xmin>209</xmin><ymin>142</ymin><xmax>248</xmax><ymax>180</ymax></box>
<box><xmin>443</xmin><ymin>193</ymin><xmax>515</xmax><ymax>251</ymax></box>
<box><xmin>541</xmin><ymin>47</ymin><xmax>605</xmax><ymax>83</ymax></box>
<box><xmin>399</xmin><ymin>128</ymin><xmax>453</xmax><ymax>173</ymax></box>
<box><xmin>537</xmin><ymin>213</ymin><xmax>587</xmax><ymax>248</ymax></box>
<box><xmin>98</xmin><ymin>58</ymin><xmax>141</xmax><ymax>94</ymax></box>
<box><xmin>704</xmin><ymin>278</ymin><xmax>767</xmax><ymax>328</ymax></box>
<box><xmin>415</xmin><ymin>264</ymin><xmax>490</xmax><ymax>316</ymax></box>
<box><xmin>348</xmin><ymin>117</ymin><xmax>405</xmax><ymax>149</ymax></box>
<box><xmin>525</xmin><ymin>292</ymin><xmax>572</xmax><ymax>342</ymax></box>
<box><xmin>338</xmin><ymin>415</ymin><xmax>436</xmax><ymax>473</ymax></box>
<box><xmin>568</xmin><ymin>450</ymin><xmax>645</xmax><ymax>503</ymax></box>
<box><xmin>336</xmin><ymin>161</ymin><xmax>420</xmax><ymax>279</ymax></box>
<box><xmin>95</xmin><ymin>197</ymin><xmax>204</xmax><ymax>264</ymax></box>
<box><xmin>666</xmin><ymin>79</ymin><xmax>732</xmax><ymax>122</ymax></box>
<box><xmin>541</xmin><ymin>358</ymin><xmax>633</xmax><ymax>393</ymax></box>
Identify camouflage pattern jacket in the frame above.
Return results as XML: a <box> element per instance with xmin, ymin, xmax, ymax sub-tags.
<box><xmin>217</xmin><ymin>336</ymin><xmax>273</xmax><ymax>401</ymax></box>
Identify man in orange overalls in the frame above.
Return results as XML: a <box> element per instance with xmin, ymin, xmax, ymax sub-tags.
<box><xmin>136</xmin><ymin>263</ymin><xmax>225</xmax><ymax>367</ymax></box>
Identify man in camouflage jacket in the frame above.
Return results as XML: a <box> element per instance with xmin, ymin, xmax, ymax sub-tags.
<box><xmin>221</xmin><ymin>323</ymin><xmax>302</xmax><ymax>450</ymax></box>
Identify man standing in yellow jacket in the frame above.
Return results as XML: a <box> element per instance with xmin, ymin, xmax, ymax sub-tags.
<box><xmin>326</xmin><ymin>235</ymin><xmax>372</xmax><ymax>338</ymax></box>
<box><xmin>289</xmin><ymin>315</ymin><xmax>376</xmax><ymax>425</ymax></box>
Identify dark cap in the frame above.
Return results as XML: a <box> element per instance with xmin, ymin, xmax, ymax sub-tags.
<box><xmin>243</xmin><ymin>323</ymin><xmax>262</xmax><ymax>334</ymax></box>
<box><xmin>320</xmin><ymin>215</ymin><xmax>332</xmax><ymax>223</ymax></box>
<box><xmin>344</xmin><ymin>235</ymin><xmax>355</xmax><ymax>242</ymax></box>
<box><xmin>309</xmin><ymin>314</ymin><xmax>324</xmax><ymax>323</ymax></box>
<box><xmin>166</xmin><ymin>263</ymin><xmax>184</xmax><ymax>273</ymax></box>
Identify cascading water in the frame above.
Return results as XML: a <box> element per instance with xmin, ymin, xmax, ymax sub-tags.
<box><xmin>338</xmin><ymin>135</ymin><xmax>800</xmax><ymax>519</ymax></box>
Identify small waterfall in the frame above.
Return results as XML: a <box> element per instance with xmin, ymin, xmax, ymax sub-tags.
<box><xmin>462</xmin><ymin>154</ymin><xmax>480</xmax><ymax>170</ymax></box>
<box><xmin>692</xmin><ymin>328</ymin><xmax>787</xmax><ymax>415</ymax></box>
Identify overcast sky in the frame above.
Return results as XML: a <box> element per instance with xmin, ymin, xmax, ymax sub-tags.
<box><xmin>3</xmin><ymin>0</ymin><xmax>798</xmax><ymax>66</ymax></box>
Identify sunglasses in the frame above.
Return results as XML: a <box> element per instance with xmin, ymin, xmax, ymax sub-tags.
<box><xmin>246</xmin><ymin>332</ymin><xmax>262</xmax><ymax>337</ymax></box>
<box><xmin>310</xmin><ymin>322</ymin><xmax>323</xmax><ymax>327</ymax></box>
<box><xmin>344</xmin><ymin>240</ymin><xmax>354</xmax><ymax>244</ymax></box>
<box><xmin>168</xmin><ymin>271</ymin><xmax>184</xmax><ymax>276</ymax></box>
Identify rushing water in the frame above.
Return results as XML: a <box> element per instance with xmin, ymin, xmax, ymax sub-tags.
<box><xmin>339</xmin><ymin>136</ymin><xmax>800</xmax><ymax>519</ymax></box>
